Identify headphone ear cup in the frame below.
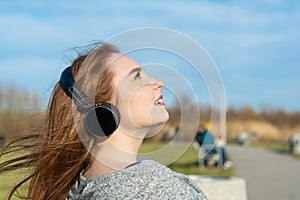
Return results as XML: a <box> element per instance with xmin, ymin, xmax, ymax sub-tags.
<box><xmin>84</xmin><ymin>103</ymin><xmax>120</xmax><ymax>137</ymax></box>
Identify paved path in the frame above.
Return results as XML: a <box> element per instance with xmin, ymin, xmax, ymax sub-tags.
<box><xmin>227</xmin><ymin>144</ymin><xmax>300</xmax><ymax>200</ymax></box>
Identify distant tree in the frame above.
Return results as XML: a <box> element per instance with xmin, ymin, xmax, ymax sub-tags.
<box><xmin>240</xmin><ymin>106</ymin><xmax>257</xmax><ymax>120</ymax></box>
<box><xmin>0</xmin><ymin>84</ymin><xmax>43</xmax><ymax>141</ymax></box>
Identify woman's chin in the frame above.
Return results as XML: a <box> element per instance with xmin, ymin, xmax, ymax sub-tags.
<box><xmin>150</xmin><ymin>106</ymin><xmax>169</xmax><ymax>123</ymax></box>
<box><xmin>150</xmin><ymin>112</ymin><xmax>169</xmax><ymax>129</ymax></box>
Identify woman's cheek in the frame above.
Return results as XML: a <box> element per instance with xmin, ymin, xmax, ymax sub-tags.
<box><xmin>128</xmin><ymin>93</ymin><xmax>153</xmax><ymax>127</ymax></box>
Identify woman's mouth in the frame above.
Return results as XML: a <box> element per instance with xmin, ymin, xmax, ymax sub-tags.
<box><xmin>154</xmin><ymin>95</ymin><xmax>166</xmax><ymax>106</ymax></box>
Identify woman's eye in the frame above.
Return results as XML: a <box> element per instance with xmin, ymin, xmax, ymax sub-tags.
<box><xmin>134</xmin><ymin>71</ymin><xmax>141</xmax><ymax>80</ymax></box>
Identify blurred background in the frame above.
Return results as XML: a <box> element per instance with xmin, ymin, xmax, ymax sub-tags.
<box><xmin>0</xmin><ymin>0</ymin><xmax>299</xmax><ymax>142</ymax></box>
<box><xmin>0</xmin><ymin>1</ymin><xmax>300</xmax><ymax>199</ymax></box>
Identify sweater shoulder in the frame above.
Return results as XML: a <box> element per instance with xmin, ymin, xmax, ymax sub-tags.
<box><xmin>68</xmin><ymin>160</ymin><xmax>207</xmax><ymax>199</ymax></box>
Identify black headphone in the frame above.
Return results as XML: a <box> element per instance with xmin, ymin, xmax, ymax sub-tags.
<box><xmin>59</xmin><ymin>66</ymin><xmax>120</xmax><ymax>138</ymax></box>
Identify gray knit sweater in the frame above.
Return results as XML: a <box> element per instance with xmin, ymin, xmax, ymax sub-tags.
<box><xmin>68</xmin><ymin>160</ymin><xmax>207</xmax><ymax>199</ymax></box>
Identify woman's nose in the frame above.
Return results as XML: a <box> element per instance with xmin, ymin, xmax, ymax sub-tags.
<box><xmin>152</xmin><ymin>79</ymin><xmax>164</xmax><ymax>90</ymax></box>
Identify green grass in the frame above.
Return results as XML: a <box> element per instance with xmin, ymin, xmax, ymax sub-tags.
<box><xmin>0</xmin><ymin>171</ymin><xmax>15</xmax><ymax>200</ymax></box>
<box><xmin>0</xmin><ymin>151</ymin><xmax>29</xmax><ymax>200</ymax></box>
<box><xmin>139</xmin><ymin>142</ymin><xmax>235</xmax><ymax>177</ymax></box>
<box><xmin>251</xmin><ymin>142</ymin><xmax>300</xmax><ymax>160</ymax></box>
<box><xmin>0</xmin><ymin>171</ymin><xmax>29</xmax><ymax>200</ymax></box>
<box><xmin>250</xmin><ymin>142</ymin><xmax>289</xmax><ymax>152</ymax></box>
<box><xmin>294</xmin><ymin>153</ymin><xmax>300</xmax><ymax>159</ymax></box>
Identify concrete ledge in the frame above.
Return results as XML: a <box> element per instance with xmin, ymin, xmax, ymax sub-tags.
<box><xmin>189</xmin><ymin>175</ymin><xmax>247</xmax><ymax>200</ymax></box>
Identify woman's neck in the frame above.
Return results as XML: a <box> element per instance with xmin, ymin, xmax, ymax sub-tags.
<box><xmin>84</xmin><ymin>129</ymin><xmax>145</xmax><ymax>178</ymax></box>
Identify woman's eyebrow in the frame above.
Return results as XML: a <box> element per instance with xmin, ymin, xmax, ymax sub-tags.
<box><xmin>127</xmin><ymin>67</ymin><xmax>142</xmax><ymax>77</ymax></box>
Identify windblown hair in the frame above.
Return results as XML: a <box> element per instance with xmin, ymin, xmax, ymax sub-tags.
<box><xmin>0</xmin><ymin>43</ymin><xmax>120</xmax><ymax>199</ymax></box>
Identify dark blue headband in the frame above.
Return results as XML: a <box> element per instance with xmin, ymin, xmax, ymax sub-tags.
<box><xmin>59</xmin><ymin>66</ymin><xmax>91</xmax><ymax>110</ymax></box>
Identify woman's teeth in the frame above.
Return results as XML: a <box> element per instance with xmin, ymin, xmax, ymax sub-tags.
<box><xmin>155</xmin><ymin>99</ymin><xmax>163</xmax><ymax>105</ymax></box>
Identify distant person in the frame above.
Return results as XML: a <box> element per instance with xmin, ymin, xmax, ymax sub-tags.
<box><xmin>0</xmin><ymin>43</ymin><xmax>207</xmax><ymax>200</ymax></box>
<box><xmin>288</xmin><ymin>134</ymin><xmax>300</xmax><ymax>154</ymax></box>
<box><xmin>288</xmin><ymin>136</ymin><xmax>295</xmax><ymax>154</ymax></box>
<box><xmin>195</xmin><ymin>124</ymin><xmax>215</xmax><ymax>146</ymax></box>
<box><xmin>195</xmin><ymin>124</ymin><xmax>232</xmax><ymax>168</ymax></box>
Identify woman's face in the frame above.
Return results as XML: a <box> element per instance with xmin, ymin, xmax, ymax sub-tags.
<box><xmin>110</xmin><ymin>54</ymin><xmax>169</xmax><ymax>131</ymax></box>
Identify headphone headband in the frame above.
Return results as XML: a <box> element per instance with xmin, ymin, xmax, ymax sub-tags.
<box><xmin>59</xmin><ymin>66</ymin><xmax>92</xmax><ymax>111</ymax></box>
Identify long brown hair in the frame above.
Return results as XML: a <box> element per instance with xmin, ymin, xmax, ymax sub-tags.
<box><xmin>0</xmin><ymin>43</ymin><xmax>119</xmax><ymax>199</ymax></box>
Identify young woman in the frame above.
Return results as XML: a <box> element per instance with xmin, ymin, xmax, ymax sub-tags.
<box><xmin>0</xmin><ymin>43</ymin><xmax>207</xmax><ymax>199</ymax></box>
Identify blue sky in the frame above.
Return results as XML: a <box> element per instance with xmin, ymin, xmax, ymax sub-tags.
<box><xmin>0</xmin><ymin>0</ymin><xmax>299</xmax><ymax>111</ymax></box>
